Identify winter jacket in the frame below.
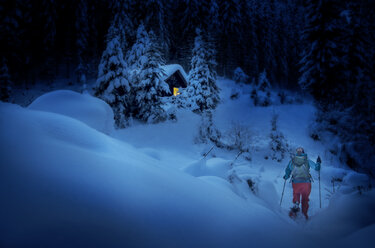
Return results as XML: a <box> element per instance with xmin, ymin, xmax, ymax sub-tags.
<box><xmin>284</xmin><ymin>153</ymin><xmax>320</xmax><ymax>183</ymax></box>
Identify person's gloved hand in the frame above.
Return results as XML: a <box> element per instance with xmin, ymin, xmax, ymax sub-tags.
<box><xmin>316</xmin><ymin>156</ymin><xmax>321</xmax><ymax>171</ymax></box>
<box><xmin>283</xmin><ymin>174</ymin><xmax>289</xmax><ymax>180</ymax></box>
<box><xmin>317</xmin><ymin>156</ymin><xmax>322</xmax><ymax>164</ymax></box>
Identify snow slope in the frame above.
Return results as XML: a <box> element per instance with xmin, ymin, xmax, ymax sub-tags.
<box><xmin>0</xmin><ymin>102</ymin><xmax>301</xmax><ymax>248</ymax></box>
<box><xmin>1</xmin><ymin>78</ymin><xmax>374</xmax><ymax>248</ymax></box>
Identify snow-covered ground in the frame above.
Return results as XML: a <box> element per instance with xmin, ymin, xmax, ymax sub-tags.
<box><xmin>1</xmin><ymin>78</ymin><xmax>374</xmax><ymax>248</ymax></box>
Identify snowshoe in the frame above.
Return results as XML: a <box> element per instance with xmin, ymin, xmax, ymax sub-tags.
<box><xmin>288</xmin><ymin>203</ymin><xmax>300</xmax><ymax>219</ymax></box>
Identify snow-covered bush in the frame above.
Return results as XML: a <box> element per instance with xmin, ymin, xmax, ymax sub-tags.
<box><xmin>222</xmin><ymin>122</ymin><xmax>253</xmax><ymax>156</ymax></box>
<box><xmin>268</xmin><ymin>114</ymin><xmax>290</xmax><ymax>162</ymax></box>
<box><xmin>187</xmin><ymin>28</ymin><xmax>220</xmax><ymax>112</ymax></box>
<box><xmin>233</xmin><ymin>67</ymin><xmax>249</xmax><ymax>84</ymax></box>
<box><xmin>230</xmin><ymin>88</ymin><xmax>240</xmax><ymax>100</ymax></box>
<box><xmin>95</xmin><ymin>21</ymin><xmax>131</xmax><ymax>128</ymax></box>
<box><xmin>277</xmin><ymin>91</ymin><xmax>294</xmax><ymax>105</ymax></box>
<box><xmin>195</xmin><ymin>111</ymin><xmax>221</xmax><ymax>145</ymax></box>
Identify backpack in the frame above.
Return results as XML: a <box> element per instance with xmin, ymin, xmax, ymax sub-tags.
<box><xmin>291</xmin><ymin>155</ymin><xmax>311</xmax><ymax>181</ymax></box>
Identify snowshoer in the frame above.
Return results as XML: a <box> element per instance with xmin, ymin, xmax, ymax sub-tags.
<box><xmin>283</xmin><ymin>147</ymin><xmax>321</xmax><ymax>220</ymax></box>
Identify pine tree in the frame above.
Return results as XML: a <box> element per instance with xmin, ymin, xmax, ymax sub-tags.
<box><xmin>42</xmin><ymin>0</ymin><xmax>57</xmax><ymax>50</ymax></box>
<box><xmin>269</xmin><ymin>114</ymin><xmax>290</xmax><ymax>162</ymax></box>
<box><xmin>143</xmin><ymin>0</ymin><xmax>169</xmax><ymax>57</ymax></box>
<box><xmin>251</xmin><ymin>69</ymin><xmax>271</xmax><ymax>106</ymax></box>
<box><xmin>298</xmin><ymin>0</ymin><xmax>346</xmax><ymax>104</ymax></box>
<box><xmin>110</xmin><ymin>0</ymin><xmax>134</xmax><ymax>51</ymax></box>
<box><xmin>0</xmin><ymin>1</ymin><xmax>20</xmax><ymax>77</ymax></box>
<box><xmin>180</xmin><ymin>0</ymin><xmax>210</xmax><ymax>36</ymax></box>
<box><xmin>133</xmin><ymin>30</ymin><xmax>170</xmax><ymax>123</ymax></box>
<box><xmin>41</xmin><ymin>0</ymin><xmax>57</xmax><ymax>83</ymax></box>
<box><xmin>239</xmin><ymin>0</ymin><xmax>258</xmax><ymax>77</ymax></box>
<box><xmin>336</xmin><ymin>2</ymin><xmax>375</xmax><ymax>173</ymax></box>
<box><xmin>95</xmin><ymin>22</ymin><xmax>131</xmax><ymax>128</ymax></box>
<box><xmin>76</xmin><ymin>0</ymin><xmax>89</xmax><ymax>86</ymax></box>
<box><xmin>126</xmin><ymin>23</ymin><xmax>150</xmax><ymax>81</ymax></box>
<box><xmin>257</xmin><ymin>0</ymin><xmax>277</xmax><ymax>83</ymax></box>
<box><xmin>174</xmin><ymin>0</ymin><xmax>211</xmax><ymax>69</ymax></box>
<box><xmin>209</xmin><ymin>0</ymin><xmax>220</xmax><ymax>32</ymax></box>
<box><xmin>284</xmin><ymin>0</ymin><xmax>304</xmax><ymax>87</ymax></box>
<box><xmin>217</xmin><ymin>0</ymin><xmax>242</xmax><ymax>75</ymax></box>
<box><xmin>196</xmin><ymin>110</ymin><xmax>221</xmax><ymax>145</ymax></box>
<box><xmin>0</xmin><ymin>57</ymin><xmax>13</xmax><ymax>102</ymax></box>
<box><xmin>187</xmin><ymin>29</ymin><xmax>220</xmax><ymax>112</ymax></box>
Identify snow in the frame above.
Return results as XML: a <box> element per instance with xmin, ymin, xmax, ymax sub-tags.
<box><xmin>0</xmin><ymin>101</ymin><xmax>296</xmax><ymax>248</ymax></box>
<box><xmin>28</xmin><ymin>90</ymin><xmax>114</xmax><ymax>135</ymax></box>
<box><xmin>160</xmin><ymin>64</ymin><xmax>189</xmax><ymax>82</ymax></box>
<box><xmin>1</xmin><ymin>77</ymin><xmax>374</xmax><ymax>247</ymax></box>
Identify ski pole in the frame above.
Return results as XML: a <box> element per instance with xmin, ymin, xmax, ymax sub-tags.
<box><xmin>202</xmin><ymin>146</ymin><xmax>214</xmax><ymax>159</ymax></box>
<box><xmin>280</xmin><ymin>179</ymin><xmax>286</xmax><ymax>206</ymax></box>
<box><xmin>229</xmin><ymin>151</ymin><xmax>243</xmax><ymax>168</ymax></box>
<box><xmin>319</xmin><ymin>169</ymin><xmax>321</xmax><ymax>208</ymax></box>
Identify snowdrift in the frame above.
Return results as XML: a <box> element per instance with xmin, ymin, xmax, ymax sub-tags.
<box><xmin>28</xmin><ymin>90</ymin><xmax>114</xmax><ymax>134</ymax></box>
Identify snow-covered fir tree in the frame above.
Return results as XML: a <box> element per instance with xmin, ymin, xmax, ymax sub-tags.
<box><xmin>95</xmin><ymin>21</ymin><xmax>131</xmax><ymax>128</ymax></box>
<box><xmin>132</xmin><ymin>30</ymin><xmax>170</xmax><ymax>123</ymax></box>
<box><xmin>233</xmin><ymin>67</ymin><xmax>249</xmax><ymax>84</ymax></box>
<box><xmin>187</xmin><ymin>28</ymin><xmax>220</xmax><ymax>113</ymax></box>
<box><xmin>268</xmin><ymin>114</ymin><xmax>290</xmax><ymax>162</ymax></box>
<box><xmin>209</xmin><ymin>0</ymin><xmax>220</xmax><ymax>32</ymax></box>
<box><xmin>0</xmin><ymin>57</ymin><xmax>13</xmax><ymax>102</ymax></box>
<box><xmin>251</xmin><ymin>69</ymin><xmax>271</xmax><ymax>106</ymax></box>
<box><xmin>126</xmin><ymin>23</ymin><xmax>149</xmax><ymax>83</ymax></box>
<box><xmin>195</xmin><ymin>111</ymin><xmax>221</xmax><ymax>145</ymax></box>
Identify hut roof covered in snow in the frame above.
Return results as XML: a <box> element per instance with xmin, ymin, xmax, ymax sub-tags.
<box><xmin>161</xmin><ymin>64</ymin><xmax>188</xmax><ymax>86</ymax></box>
<box><xmin>160</xmin><ymin>64</ymin><xmax>188</xmax><ymax>96</ymax></box>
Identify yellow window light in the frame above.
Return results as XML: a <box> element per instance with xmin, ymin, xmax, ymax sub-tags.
<box><xmin>173</xmin><ymin>87</ymin><xmax>180</xmax><ymax>96</ymax></box>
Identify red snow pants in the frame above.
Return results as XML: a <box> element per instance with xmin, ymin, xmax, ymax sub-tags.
<box><xmin>292</xmin><ymin>182</ymin><xmax>312</xmax><ymax>218</ymax></box>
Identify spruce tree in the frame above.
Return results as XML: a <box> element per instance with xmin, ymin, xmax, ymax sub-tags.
<box><xmin>0</xmin><ymin>57</ymin><xmax>13</xmax><ymax>102</ymax></box>
<box><xmin>126</xmin><ymin>23</ymin><xmax>150</xmax><ymax>83</ymax></box>
<box><xmin>187</xmin><ymin>28</ymin><xmax>220</xmax><ymax>112</ymax></box>
<box><xmin>217</xmin><ymin>0</ymin><xmax>242</xmax><ymax>75</ymax></box>
<box><xmin>95</xmin><ymin>22</ymin><xmax>131</xmax><ymax>128</ymax></box>
<box><xmin>298</xmin><ymin>0</ymin><xmax>346</xmax><ymax>104</ymax></box>
<box><xmin>143</xmin><ymin>0</ymin><xmax>169</xmax><ymax>57</ymax></box>
<box><xmin>132</xmin><ymin>29</ymin><xmax>170</xmax><ymax>123</ymax></box>
<box><xmin>239</xmin><ymin>0</ymin><xmax>258</xmax><ymax>77</ymax></box>
<box><xmin>41</xmin><ymin>0</ymin><xmax>57</xmax><ymax>82</ymax></box>
<box><xmin>110</xmin><ymin>0</ymin><xmax>133</xmax><ymax>51</ymax></box>
<box><xmin>75</xmin><ymin>0</ymin><xmax>89</xmax><ymax>86</ymax></box>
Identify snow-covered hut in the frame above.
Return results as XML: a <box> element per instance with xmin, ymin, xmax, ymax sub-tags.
<box><xmin>161</xmin><ymin>64</ymin><xmax>188</xmax><ymax>96</ymax></box>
